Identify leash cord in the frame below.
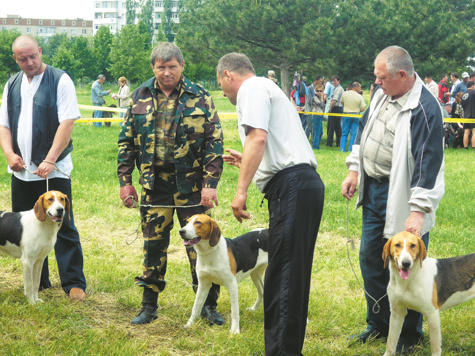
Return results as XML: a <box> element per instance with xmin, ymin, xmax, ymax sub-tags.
<box><xmin>123</xmin><ymin>195</ymin><xmax>216</xmax><ymax>245</ymax></box>
<box><xmin>346</xmin><ymin>199</ymin><xmax>387</xmax><ymax>314</ymax></box>
<box><xmin>22</xmin><ymin>162</ymin><xmax>71</xmax><ymax>191</ymax></box>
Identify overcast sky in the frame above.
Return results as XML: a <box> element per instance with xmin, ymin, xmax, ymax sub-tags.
<box><xmin>0</xmin><ymin>0</ymin><xmax>95</xmax><ymax>21</ymax></box>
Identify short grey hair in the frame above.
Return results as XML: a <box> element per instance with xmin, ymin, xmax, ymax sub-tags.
<box><xmin>268</xmin><ymin>70</ymin><xmax>275</xmax><ymax>77</ymax></box>
<box><xmin>375</xmin><ymin>46</ymin><xmax>414</xmax><ymax>78</ymax></box>
<box><xmin>216</xmin><ymin>53</ymin><xmax>255</xmax><ymax>78</ymax></box>
<box><xmin>97</xmin><ymin>74</ymin><xmax>106</xmax><ymax>80</ymax></box>
<box><xmin>150</xmin><ymin>42</ymin><xmax>184</xmax><ymax>65</ymax></box>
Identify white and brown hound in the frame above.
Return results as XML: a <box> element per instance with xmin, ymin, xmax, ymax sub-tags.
<box><xmin>0</xmin><ymin>191</ymin><xmax>70</xmax><ymax>304</ymax></box>
<box><xmin>382</xmin><ymin>231</ymin><xmax>475</xmax><ymax>356</ymax></box>
<box><xmin>179</xmin><ymin>214</ymin><xmax>268</xmax><ymax>334</ymax></box>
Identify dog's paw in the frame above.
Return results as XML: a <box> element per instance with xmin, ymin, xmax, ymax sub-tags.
<box><xmin>230</xmin><ymin>327</ymin><xmax>240</xmax><ymax>334</ymax></box>
<box><xmin>185</xmin><ymin>320</ymin><xmax>193</xmax><ymax>328</ymax></box>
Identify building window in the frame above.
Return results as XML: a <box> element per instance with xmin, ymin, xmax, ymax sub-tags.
<box><xmin>27</xmin><ymin>20</ymin><xmax>31</xmax><ymax>25</ymax></box>
<box><xmin>172</xmin><ymin>12</ymin><xmax>178</xmax><ymax>19</ymax></box>
<box><xmin>39</xmin><ymin>20</ymin><xmax>43</xmax><ymax>25</ymax></box>
<box><xmin>15</xmin><ymin>19</ymin><xmax>19</xmax><ymax>24</ymax></box>
<box><xmin>62</xmin><ymin>21</ymin><xmax>66</xmax><ymax>25</ymax></box>
<box><xmin>83</xmin><ymin>21</ymin><xmax>86</xmax><ymax>26</ymax></box>
<box><xmin>71</xmin><ymin>29</ymin><xmax>77</xmax><ymax>35</ymax></box>
<box><xmin>155</xmin><ymin>1</ymin><xmax>163</xmax><ymax>7</ymax></box>
<box><xmin>82</xmin><ymin>29</ymin><xmax>87</xmax><ymax>34</ymax></box>
<box><xmin>2</xmin><ymin>19</ymin><xmax>6</xmax><ymax>24</ymax></box>
<box><xmin>72</xmin><ymin>21</ymin><xmax>76</xmax><ymax>26</ymax></box>
<box><xmin>51</xmin><ymin>21</ymin><xmax>55</xmax><ymax>25</ymax></box>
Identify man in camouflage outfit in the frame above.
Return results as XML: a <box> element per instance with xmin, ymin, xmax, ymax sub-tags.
<box><xmin>118</xmin><ymin>42</ymin><xmax>224</xmax><ymax>325</ymax></box>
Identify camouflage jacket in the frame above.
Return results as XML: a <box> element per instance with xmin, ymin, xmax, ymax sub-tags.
<box><xmin>117</xmin><ymin>76</ymin><xmax>223</xmax><ymax>194</ymax></box>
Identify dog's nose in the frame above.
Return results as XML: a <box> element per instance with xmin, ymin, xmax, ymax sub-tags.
<box><xmin>179</xmin><ymin>228</ymin><xmax>186</xmax><ymax>238</ymax></box>
<box><xmin>57</xmin><ymin>207</ymin><xmax>64</xmax><ymax>216</ymax></box>
<box><xmin>401</xmin><ymin>260</ymin><xmax>411</xmax><ymax>269</ymax></box>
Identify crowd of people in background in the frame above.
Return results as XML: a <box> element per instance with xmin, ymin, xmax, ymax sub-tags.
<box><xmin>426</xmin><ymin>71</ymin><xmax>475</xmax><ymax>150</ymax></box>
<box><xmin>270</xmin><ymin>69</ymin><xmax>475</xmax><ymax>152</ymax></box>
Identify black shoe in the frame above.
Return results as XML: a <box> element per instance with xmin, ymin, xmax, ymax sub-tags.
<box><xmin>131</xmin><ymin>306</ymin><xmax>158</xmax><ymax>325</ymax></box>
<box><xmin>349</xmin><ymin>328</ymin><xmax>385</xmax><ymax>344</ymax></box>
<box><xmin>201</xmin><ymin>305</ymin><xmax>225</xmax><ymax>326</ymax></box>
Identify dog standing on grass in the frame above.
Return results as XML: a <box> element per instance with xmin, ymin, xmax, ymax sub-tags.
<box><xmin>0</xmin><ymin>191</ymin><xmax>69</xmax><ymax>304</ymax></box>
<box><xmin>179</xmin><ymin>214</ymin><xmax>268</xmax><ymax>334</ymax></box>
<box><xmin>382</xmin><ymin>231</ymin><xmax>475</xmax><ymax>356</ymax></box>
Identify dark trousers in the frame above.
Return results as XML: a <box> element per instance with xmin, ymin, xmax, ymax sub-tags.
<box><xmin>11</xmin><ymin>176</ymin><xmax>86</xmax><ymax>293</ymax></box>
<box><xmin>360</xmin><ymin>177</ymin><xmax>426</xmax><ymax>342</ymax></box>
<box><xmin>326</xmin><ymin>106</ymin><xmax>342</xmax><ymax>147</ymax></box>
<box><xmin>134</xmin><ymin>170</ymin><xmax>220</xmax><ymax>306</ymax></box>
<box><xmin>263</xmin><ymin>165</ymin><xmax>325</xmax><ymax>356</ymax></box>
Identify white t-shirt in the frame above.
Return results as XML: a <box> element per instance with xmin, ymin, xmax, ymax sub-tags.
<box><xmin>236</xmin><ymin>76</ymin><xmax>318</xmax><ymax>192</ymax></box>
<box><xmin>0</xmin><ymin>69</ymin><xmax>81</xmax><ymax>181</ymax></box>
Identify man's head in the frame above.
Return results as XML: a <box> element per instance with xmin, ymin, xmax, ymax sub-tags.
<box><xmin>451</xmin><ymin>72</ymin><xmax>459</xmax><ymax>82</ymax></box>
<box><xmin>267</xmin><ymin>70</ymin><xmax>275</xmax><ymax>78</ymax></box>
<box><xmin>470</xmin><ymin>72</ymin><xmax>475</xmax><ymax>81</ymax></box>
<box><xmin>331</xmin><ymin>75</ymin><xmax>340</xmax><ymax>87</ymax></box>
<box><xmin>118</xmin><ymin>76</ymin><xmax>126</xmax><ymax>85</ymax></box>
<box><xmin>424</xmin><ymin>76</ymin><xmax>433</xmax><ymax>83</ymax></box>
<box><xmin>466</xmin><ymin>81</ymin><xmax>474</xmax><ymax>90</ymax></box>
<box><xmin>97</xmin><ymin>74</ymin><xmax>106</xmax><ymax>84</ymax></box>
<box><xmin>216</xmin><ymin>53</ymin><xmax>256</xmax><ymax>105</ymax></box>
<box><xmin>352</xmin><ymin>82</ymin><xmax>362</xmax><ymax>92</ymax></box>
<box><xmin>374</xmin><ymin>46</ymin><xmax>415</xmax><ymax>99</ymax></box>
<box><xmin>313</xmin><ymin>76</ymin><xmax>323</xmax><ymax>87</ymax></box>
<box><xmin>150</xmin><ymin>42</ymin><xmax>185</xmax><ymax>93</ymax></box>
<box><xmin>462</xmin><ymin>72</ymin><xmax>469</xmax><ymax>83</ymax></box>
<box><xmin>12</xmin><ymin>35</ymin><xmax>45</xmax><ymax>79</ymax></box>
<box><xmin>441</xmin><ymin>74</ymin><xmax>448</xmax><ymax>82</ymax></box>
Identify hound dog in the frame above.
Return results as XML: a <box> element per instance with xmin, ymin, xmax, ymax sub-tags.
<box><xmin>0</xmin><ymin>191</ymin><xmax>70</xmax><ymax>304</ymax></box>
<box><xmin>382</xmin><ymin>231</ymin><xmax>475</xmax><ymax>356</ymax></box>
<box><xmin>179</xmin><ymin>214</ymin><xmax>268</xmax><ymax>334</ymax></box>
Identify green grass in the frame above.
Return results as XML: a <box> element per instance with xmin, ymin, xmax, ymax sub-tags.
<box><xmin>0</xmin><ymin>91</ymin><xmax>474</xmax><ymax>356</ymax></box>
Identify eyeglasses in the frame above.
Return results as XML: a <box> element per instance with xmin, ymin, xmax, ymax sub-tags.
<box><xmin>316</xmin><ymin>90</ymin><xmax>323</xmax><ymax>92</ymax></box>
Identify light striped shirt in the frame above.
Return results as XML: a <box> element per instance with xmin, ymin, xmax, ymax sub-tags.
<box><xmin>362</xmin><ymin>90</ymin><xmax>411</xmax><ymax>180</ymax></box>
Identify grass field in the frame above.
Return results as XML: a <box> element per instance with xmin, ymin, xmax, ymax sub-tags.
<box><xmin>0</xmin><ymin>88</ymin><xmax>474</xmax><ymax>356</ymax></box>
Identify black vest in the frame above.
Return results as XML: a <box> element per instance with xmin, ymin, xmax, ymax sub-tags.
<box><xmin>7</xmin><ymin>66</ymin><xmax>73</xmax><ymax>166</ymax></box>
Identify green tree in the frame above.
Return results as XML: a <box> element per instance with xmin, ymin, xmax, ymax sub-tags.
<box><xmin>163</xmin><ymin>0</ymin><xmax>175</xmax><ymax>42</ymax></box>
<box><xmin>71</xmin><ymin>36</ymin><xmax>95</xmax><ymax>82</ymax></box>
<box><xmin>92</xmin><ymin>26</ymin><xmax>114</xmax><ymax>79</ymax></box>
<box><xmin>330</xmin><ymin>0</ymin><xmax>475</xmax><ymax>81</ymax></box>
<box><xmin>109</xmin><ymin>24</ymin><xmax>152</xmax><ymax>83</ymax></box>
<box><xmin>126</xmin><ymin>0</ymin><xmax>137</xmax><ymax>25</ymax></box>
<box><xmin>0</xmin><ymin>30</ymin><xmax>21</xmax><ymax>83</ymax></box>
<box><xmin>138</xmin><ymin>0</ymin><xmax>155</xmax><ymax>40</ymax></box>
<box><xmin>52</xmin><ymin>44</ymin><xmax>80</xmax><ymax>80</ymax></box>
<box><xmin>41</xmin><ymin>33</ymin><xmax>69</xmax><ymax>59</ymax></box>
<box><xmin>176</xmin><ymin>0</ymin><xmax>332</xmax><ymax>95</ymax></box>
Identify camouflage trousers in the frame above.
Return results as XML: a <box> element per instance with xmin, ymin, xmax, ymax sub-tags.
<box><xmin>135</xmin><ymin>170</ymin><xmax>220</xmax><ymax>306</ymax></box>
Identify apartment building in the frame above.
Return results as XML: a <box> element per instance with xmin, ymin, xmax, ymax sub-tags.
<box><xmin>0</xmin><ymin>15</ymin><xmax>93</xmax><ymax>38</ymax></box>
<box><xmin>93</xmin><ymin>0</ymin><xmax>179</xmax><ymax>36</ymax></box>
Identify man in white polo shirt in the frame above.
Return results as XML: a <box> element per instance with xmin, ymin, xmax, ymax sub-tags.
<box><xmin>217</xmin><ymin>52</ymin><xmax>325</xmax><ymax>356</ymax></box>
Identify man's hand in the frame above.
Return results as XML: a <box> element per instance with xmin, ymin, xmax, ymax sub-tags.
<box><xmin>223</xmin><ymin>148</ymin><xmax>242</xmax><ymax>169</ymax></box>
<box><xmin>341</xmin><ymin>171</ymin><xmax>358</xmax><ymax>201</ymax></box>
<box><xmin>33</xmin><ymin>161</ymin><xmax>55</xmax><ymax>179</ymax></box>
<box><xmin>120</xmin><ymin>185</ymin><xmax>138</xmax><ymax>208</ymax></box>
<box><xmin>6</xmin><ymin>153</ymin><xmax>25</xmax><ymax>172</ymax></box>
<box><xmin>405</xmin><ymin>211</ymin><xmax>425</xmax><ymax>237</ymax></box>
<box><xmin>200</xmin><ymin>188</ymin><xmax>218</xmax><ymax>208</ymax></box>
<box><xmin>231</xmin><ymin>190</ymin><xmax>250</xmax><ymax>223</ymax></box>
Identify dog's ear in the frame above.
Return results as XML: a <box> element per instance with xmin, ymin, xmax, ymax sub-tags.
<box><xmin>418</xmin><ymin>236</ymin><xmax>427</xmax><ymax>267</ymax></box>
<box><xmin>34</xmin><ymin>194</ymin><xmax>46</xmax><ymax>222</ymax></box>
<box><xmin>64</xmin><ymin>194</ymin><xmax>71</xmax><ymax>220</ymax></box>
<box><xmin>382</xmin><ymin>238</ymin><xmax>392</xmax><ymax>269</ymax></box>
<box><xmin>208</xmin><ymin>218</ymin><xmax>221</xmax><ymax>247</ymax></box>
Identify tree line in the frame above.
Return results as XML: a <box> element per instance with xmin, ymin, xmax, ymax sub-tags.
<box><xmin>0</xmin><ymin>0</ymin><xmax>473</xmax><ymax>94</ymax></box>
